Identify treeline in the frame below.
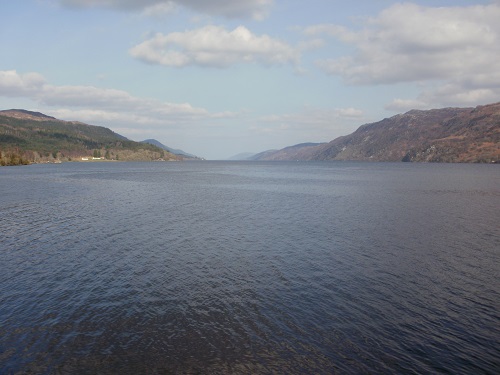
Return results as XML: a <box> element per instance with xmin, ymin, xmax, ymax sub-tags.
<box><xmin>0</xmin><ymin>149</ymin><xmax>31</xmax><ymax>166</ymax></box>
<box><xmin>0</xmin><ymin>114</ymin><xmax>129</xmax><ymax>156</ymax></box>
<box><xmin>0</xmin><ymin>110</ymin><xmax>180</xmax><ymax>165</ymax></box>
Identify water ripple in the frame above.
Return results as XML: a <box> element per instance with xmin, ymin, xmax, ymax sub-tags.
<box><xmin>1</xmin><ymin>162</ymin><xmax>499</xmax><ymax>374</ymax></box>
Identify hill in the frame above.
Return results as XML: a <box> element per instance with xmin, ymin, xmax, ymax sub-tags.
<box><xmin>0</xmin><ymin>109</ymin><xmax>179</xmax><ymax>165</ymax></box>
<box><xmin>141</xmin><ymin>139</ymin><xmax>201</xmax><ymax>160</ymax></box>
<box><xmin>227</xmin><ymin>152</ymin><xmax>257</xmax><ymax>160</ymax></box>
<box><xmin>252</xmin><ymin>102</ymin><xmax>500</xmax><ymax>163</ymax></box>
<box><xmin>249</xmin><ymin>143</ymin><xmax>326</xmax><ymax>161</ymax></box>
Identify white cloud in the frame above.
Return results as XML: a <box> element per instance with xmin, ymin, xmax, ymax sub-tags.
<box><xmin>387</xmin><ymin>83</ymin><xmax>500</xmax><ymax>112</ymax></box>
<box><xmin>302</xmin><ymin>24</ymin><xmax>356</xmax><ymax>44</ymax></box>
<box><xmin>0</xmin><ymin>70</ymin><xmax>233</xmax><ymax>127</ymax></box>
<box><xmin>335</xmin><ymin>107</ymin><xmax>363</xmax><ymax>118</ymax></box>
<box><xmin>384</xmin><ymin>98</ymin><xmax>429</xmax><ymax>112</ymax></box>
<box><xmin>47</xmin><ymin>108</ymin><xmax>161</xmax><ymax>125</ymax></box>
<box><xmin>256</xmin><ymin>107</ymin><xmax>364</xmax><ymax>140</ymax></box>
<box><xmin>142</xmin><ymin>2</ymin><xmax>177</xmax><ymax>17</ymax></box>
<box><xmin>262</xmin><ymin>107</ymin><xmax>363</xmax><ymax>123</ymax></box>
<box><xmin>58</xmin><ymin>0</ymin><xmax>273</xmax><ymax>19</ymax></box>
<box><xmin>311</xmin><ymin>3</ymin><xmax>500</xmax><ymax>84</ymax></box>
<box><xmin>0</xmin><ymin>70</ymin><xmax>46</xmax><ymax>97</ymax></box>
<box><xmin>129</xmin><ymin>25</ymin><xmax>298</xmax><ymax>68</ymax></box>
<box><xmin>424</xmin><ymin>85</ymin><xmax>499</xmax><ymax>106</ymax></box>
<box><xmin>306</xmin><ymin>3</ymin><xmax>500</xmax><ymax>109</ymax></box>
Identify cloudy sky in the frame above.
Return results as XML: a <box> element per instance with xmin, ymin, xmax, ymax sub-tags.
<box><xmin>1</xmin><ymin>0</ymin><xmax>499</xmax><ymax>159</ymax></box>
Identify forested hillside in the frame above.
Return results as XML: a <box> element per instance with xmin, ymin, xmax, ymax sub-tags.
<box><xmin>0</xmin><ymin>110</ymin><xmax>178</xmax><ymax>165</ymax></box>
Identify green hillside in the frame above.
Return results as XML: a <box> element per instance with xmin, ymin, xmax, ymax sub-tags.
<box><xmin>0</xmin><ymin>110</ymin><xmax>178</xmax><ymax>165</ymax></box>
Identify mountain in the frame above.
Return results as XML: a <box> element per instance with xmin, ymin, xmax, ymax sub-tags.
<box><xmin>140</xmin><ymin>139</ymin><xmax>201</xmax><ymax>160</ymax></box>
<box><xmin>0</xmin><ymin>109</ymin><xmax>58</xmax><ymax>121</ymax></box>
<box><xmin>227</xmin><ymin>152</ymin><xmax>257</xmax><ymax>160</ymax></box>
<box><xmin>0</xmin><ymin>109</ymin><xmax>179</xmax><ymax>165</ymax></box>
<box><xmin>249</xmin><ymin>143</ymin><xmax>326</xmax><ymax>161</ymax></box>
<box><xmin>252</xmin><ymin>103</ymin><xmax>500</xmax><ymax>163</ymax></box>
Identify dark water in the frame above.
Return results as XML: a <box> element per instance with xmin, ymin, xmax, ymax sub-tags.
<box><xmin>1</xmin><ymin>161</ymin><xmax>499</xmax><ymax>374</ymax></box>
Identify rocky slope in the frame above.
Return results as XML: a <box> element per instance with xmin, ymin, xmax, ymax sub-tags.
<box><xmin>254</xmin><ymin>102</ymin><xmax>499</xmax><ymax>163</ymax></box>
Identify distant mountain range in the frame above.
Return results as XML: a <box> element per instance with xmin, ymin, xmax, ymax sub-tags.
<box><xmin>2</xmin><ymin>103</ymin><xmax>498</xmax><ymax>165</ymax></box>
<box><xmin>227</xmin><ymin>152</ymin><xmax>257</xmax><ymax>161</ymax></box>
<box><xmin>0</xmin><ymin>109</ymin><xmax>187</xmax><ymax>164</ymax></box>
<box><xmin>250</xmin><ymin>102</ymin><xmax>499</xmax><ymax>163</ymax></box>
<box><xmin>248</xmin><ymin>143</ymin><xmax>326</xmax><ymax>161</ymax></box>
<box><xmin>140</xmin><ymin>139</ymin><xmax>202</xmax><ymax>160</ymax></box>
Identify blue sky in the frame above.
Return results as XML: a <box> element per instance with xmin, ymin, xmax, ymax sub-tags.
<box><xmin>1</xmin><ymin>0</ymin><xmax>499</xmax><ymax>159</ymax></box>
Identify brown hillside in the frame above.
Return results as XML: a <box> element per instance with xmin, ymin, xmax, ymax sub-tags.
<box><xmin>255</xmin><ymin>102</ymin><xmax>500</xmax><ymax>163</ymax></box>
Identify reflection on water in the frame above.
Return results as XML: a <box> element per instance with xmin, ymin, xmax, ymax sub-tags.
<box><xmin>1</xmin><ymin>161</ymin><xmax>499</xmax><ymax>374</ymax></box>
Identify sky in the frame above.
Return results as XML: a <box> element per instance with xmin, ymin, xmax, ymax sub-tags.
<box><xmin>1</xmin><ymin>0</ymin><xmax>499</xmax><ymax>159</ymax></box>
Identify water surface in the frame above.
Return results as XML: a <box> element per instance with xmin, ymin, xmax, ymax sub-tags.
<box><xmin>1</xmin><ymin>161</ymin><xmax>499</xmax><ymax>373</ymax></box>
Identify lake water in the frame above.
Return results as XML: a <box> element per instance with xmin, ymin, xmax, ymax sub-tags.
<box><xmin>1</xmin><ymin>161</ymin><xmax>499</xmax><ymax>374</ymax></box>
